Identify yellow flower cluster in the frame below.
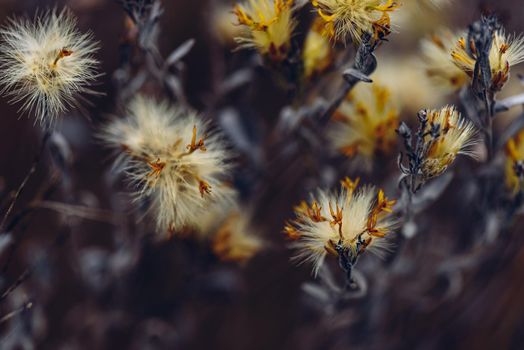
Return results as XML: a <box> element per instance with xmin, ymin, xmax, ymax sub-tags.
<box><xmin>311</xmin><ymin>0</ymin><xmax>400</xmax><ymax>43</ymax></box>
<box><xmin>328</xmin><ymin>82</ymin><xmax>399</xmax><ymax>167</ymax></box>
<box><xmin>284</xmin><ymin>177</ymin><xmax>396</xmax><ymax>275</ymax></box>
<box><xmin>302</xmin><ymin>18</ymin><xmax>334</xmax><ymax>79</ymax></box>
<box><xmin>233</xmin><ymin>0</ymin><xmax>296</xmax><ymax>61</ymax></box>
<box><xmin>505</xmin><ymin>130</ymin><xmax>524</xmax><ymax>194</ymax></box>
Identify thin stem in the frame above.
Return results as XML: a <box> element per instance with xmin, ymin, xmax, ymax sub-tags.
<box><xmin>0</xmin><ymin>131</ymin><xmax>50</xmax><ymax>232</ymax></box>
<box><xmin>0</xmin><ymin>300</ymin><xmax>32</xmax><ymax>325</ymax></box>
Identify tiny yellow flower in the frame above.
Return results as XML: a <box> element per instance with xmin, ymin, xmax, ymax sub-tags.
<box><xmin>0</xmin><ymin>8</ymin><xmax>100</xmax><ymax>124</ymax></box>
<box><xmin>451</xmin><ymin>31</ymin><xmax>524</xmax><ymax>92</ymax></box>
<box><xmin>419</xmin><ymin>106</ymin><xmax>478</xmax><ymax>179</ymax></box>
<box><xmin>311</xmin><ymin>0</ymin><xmax>400</xmax><ymax>43</ymax></box>
<box><xmin>420</xmin><ymin>30</ymin><xmax>470</xmax><ymax>93</ymax></box>
<box><xmin>233</xmin><ymin>0</ymin><xmax>296</xmax><ymax>61</ymax></box>
<box><xmin>328</xmin><ymin>82</ymin><xmax>399</xmax><ymax>168</ymax></box>
<box><xmin>101</xmin><ymin>96</ymin><xmax>235</xmax><ymax>237</ymax></box>
<box><xmin>287</xmin><ymin>179</ymin><xmax>397</xmax><ymax>275</ymax></box>
<box><xmin>505</xmin><ymin>129</ymin><xmax>524</xmax><ymax>194</ymax></box>
<box><xmin>302</xmin><ymin>18</ymin><xmax>334</xmax><ymax>79</ymax></box>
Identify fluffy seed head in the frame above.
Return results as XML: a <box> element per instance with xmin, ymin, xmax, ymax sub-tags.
<box><xmin>311</xmin><ymin>0</ymin><xmax>400</xmax><ymax>43</ymax></box>
<box><xmin>285</xmin><ymin>178</ymin><xmax>397</xmax><ymax>275</ymax></box>
<box><xmin>420</xmin><ymin>30</ymin><xmax>470</xmax><ymax>93</ymax></box>
<box><xmin>451</xmin><ymin>31</ymin><xmax>524</xmax><ymax>92</ymax></box>
<box><xmin>504</xmin><ymin>129</ymin><xmax>524</xmax><ymax>194</ymax></box>
<box><xmin>101</xmin><ymin>96</ymin><xmax>234</xmax><ymax>237</ymax></box>
<box><xmin>233</xmin><ymin>0</ymin><xmax>296</xmax><ymax>61</ymax></box>
<box><xmin>327</xmin><ymin>82</ymin><xmax>399</xmax><ymax>168</ymax></box>
<box><xmin>212</xmin><ymin>212</ymin><xmax>264</xmax><ymax>263</ymax></box>
<box><xmin>419</xmin><ymin>106</ymin><xmax>478</xmax><ymax>179</ymax></box>
<box><xmin>0</xmin><ymin>8</ymin><xmax>100</xmax><ymax>124</ymax></box>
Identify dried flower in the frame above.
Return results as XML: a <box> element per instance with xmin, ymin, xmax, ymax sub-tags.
<box><xmin>327</xmin><ymin>82</ymin><xmax>399</xmax><ymax>167</ymax></box>
<box><xmin>0</xmin><ymin>8</ymin><xmax>100</xmax><ymax>124</ymax></box>
<box><xmin>420</xmin><ymin>30</ymin><xmax>469</xmax><ymax>93</ymax></box>
<box><xmin>311</xmin><ymin>0</ymin><xmax>400</xmax><ymax>43</ymax></box>
<box><xmin>101</xmin><ymin>95</ymin><xmax>234</xmax><ymax>237</ymax></box>
<box><xmin>233</xmin><ymin>0</ymin><xmax>296</xmax><ymax>61</ymax></box>
<box><xmin>212</xmin><ymin>212</ymin><xmax>264</xmax><ymax>263</ymax></box>
<box><xmin>451</xmin><ymin>31</ymin><xmax>524</xmax><ymax>92</ymax></box>
<box><xmin>286</xmin><ymin>177</ymin><xmax>396</xmax><ymax>275</ymax></box>
<box><xmin>505</xmin><ymin>129</ymin><xmax>524</xmax><ymax>194</ymax></box>
<box><xmin>419</xmin><ymin>106</ymin><xmax>478</xmax><ymax>179</ymax></box>
<box><xmin>302</xmin><ymin>18</ymin><xmax>333</xmax><ymax>79</ymax></box>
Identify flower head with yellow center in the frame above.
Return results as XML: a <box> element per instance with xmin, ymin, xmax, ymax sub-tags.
<box><xmin>0</xmin><ymin>8</ymin><xmax>100</xmax><ymax>124</ymax></box>
<box><xmin>504</xmin><ymin>129</ymin><xmax>524</xmax><ymax>194</ymax></box>
<box><xmin>233</xmin><ymin>0</ymin><xmax>296</xmax><ymax>61</ymax></box>
<box><xmin>420</xmin><ymin>30</ymin><xmax>470</xmax><ymax>93</ymax></box>
<box><xmin>419</xmin><ymin>106</ymin><xmax>478</xmax><ymax>179</ymax></box>
<box><xmin>451</xmin><ymin>31</ymin><xmax>524</xmax><ymax>92</ymax></box>
<box><xmin>311</xmin><ymin>0</ymin><xmax>400</xmax><ymax>44</ymax></box>
<box><xmin>327</xmin><ymin>82</ymin><xmax>399</xmax><ymax>168</ymax></box>
<box><xmin>285</xmin><ymin>177</ymin><xmax>396</xmax><ymax>275</ymax></box>
<box><xmin>101</xmin><ymin>95</ymin><xmax>234</xmax><ymax>237</ymax></box>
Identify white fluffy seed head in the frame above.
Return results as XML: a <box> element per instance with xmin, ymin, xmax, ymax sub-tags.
<box><xmin>0</xmin><ymin>8</ymin><xmax>100</xmax><ymax>124</ymax></box>
<box><xmin>101</xmin><ymin>95</ymin><xmax>235</xmax><ymax>238</ymax></box>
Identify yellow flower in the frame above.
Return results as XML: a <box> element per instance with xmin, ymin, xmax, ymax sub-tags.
<box><xmin>101</xmin><ymin>96</ymin><xmax>235</xmax><ymax>237</ymax></box>
<box><xmin>287</xmin><ymin>178</ymin><xmax>396</xmax><ymax>275</ymax></box>
<box><xmin>327</xmin><ymin>82</ymin><xmax>399</xmax><ymax>168</ymax></box>
<box><xmin>420</xmin><ymin>30</ymin><xmax>470</xmax><ymax>93</ymax></box>
<box><xmin>212</xmin><ymin>212</ymin><xmax>264</xmax><ymax>263</ymax></box>
<box><xmin>302</xmin><ymin>18</ymin><xmax>333</xmax><ymax>79</ymax></box>
<box><xmin>420</xmin><ymin>106</ymin><xmax>478</xmax><ymax>179</ymax></box>
<box><xmin>0</xmin><ymin>8</ymin><xmax>100</xmax><ymax>124</ymax></box>
<box><xmin>233</xmin><ymin>0</ymin><xmax>296</xmax><ymax>61</ymax></box>
<box><xmin>311</xmin><ymin>0</ymin><xmax>400</xmax><ymax>43</ymax></box>
<box><xmin>505</xmin><ymin>129</ymin><xmax>524</xmax><ymax>194</ymax></box>
<box><xmin>451</xmin><ymin>31</ymin><xmax>524</xmax><ymax>92</ymax></box>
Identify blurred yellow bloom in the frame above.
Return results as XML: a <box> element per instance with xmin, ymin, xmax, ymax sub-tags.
<box><xmin>233</xmin><ymin>0</ymin><xmax>296</xmax><ymax>61</ymax></box>
<box><xmin>420</xmin><ymin>30</ymin><xmax>469</xmax><ymax>93</ymax></box>
<box><xmin>328</xmin><ymin>82</ymin><xmax>399</xmax><ymax>168</ymax></box>
<box><xmin>311</xmin><ymin>0</ymin><xmax>400</xmax><ymax>43</ymax></box>
<box><xmin>302</xmin><ymin>18</ymin><xmax>333</xmax><ymax>79</ymax></box>
<box><xmin>451</xmin><ymin>31</ymin><xmax>524</xmax><ymax>92</ymax></box>
<box><xmin>287</xmin><ymin>178</ymin><xmax>396</xmax><ymax>275</ymax></box>
<box><xmin>420</xmin><ymin>106</ymin><xmax>478</xmax><ymax>179</ymax></box>
<box><xmin>505</xmin><ymin>130</ymin><xmax>524</xmax><ymax>194</ymax></box>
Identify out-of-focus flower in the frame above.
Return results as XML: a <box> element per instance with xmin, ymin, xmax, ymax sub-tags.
<box><xmin>302</xmin><ymin>18</ymin><xmax>334</xmax><ymax>79</ymax></box>
<box><xmin>451</xmin><ymin>31</ymin><xmax>524</xmax><ymax>92</ymax></box>
<box><xmin>212</xmin><ymin>212</ymin><xmax>264</xmax><ymax>263</ymax></box>
<box><xmin>101</xmin><ymin>95</ymin><xmax>234</xmax><ymax>237</ymax></box>
<box><xmin>419</xmin><ymin>105</ymin><xmax>478</xmax><ymax>179</ymax></box>
<box><xmin>327</xmin><ymin>82</ymin><xmax>399</xmax><ymax>168</ymax></box>
<box><xmin>0</xmin><ymin>8</ymin><xmax>99</xmax><ymax>124</ymax></box>
<box><xmin>212</xmin><ymin>4</ymin><xmax>244</xmax><ymax>46</ymax></box>
<box><xmin>504</xmin><ymin>129</ymin><xmax>524</xmax><ymax>194</ymax></box>
<box><xmin>285</xmin><ymin>177</ymin><xmax>396</xmax><ymax>275</ymax></box>
<box><xmin>233</xmin><ymin>0</ymin><xmax>296</xmax><ymax>61</ymax></box>
<box><xmin>420</xmin><ymin>30</ymin><xmax>469</xmax><ymax>93</ymax></box>
<box><xmin>311</xmin><ymin>0</ymin><xmax>400</xmax><ymax>43</ymax></box>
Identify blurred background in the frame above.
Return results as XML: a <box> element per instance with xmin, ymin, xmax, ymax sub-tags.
<box><xmin>0</xmin><ymin>0</ymin><xmax>524</xmax><ymax>349</ymax></box>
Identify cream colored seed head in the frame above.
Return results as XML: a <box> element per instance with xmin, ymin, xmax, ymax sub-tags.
<box><xmin>451</xmin><ymin>31</ymin><xmax>524</xmax><ymax>92</ymax></box>
<box><xmin>420</xmin><ymin>105</ymin><xmax>478</xmax><ymax>179</ymax></box>
<box><xmin>287</xmin><ymin>178</ymin><xmax>396</xmax><ymax>276</ymax></box>
<box><xmin>0</xmin><ymin>8</ymin><xmax>100</xmax><ymax>124</ymax></box>
<box><xmin>101</xmin><ymin>95</ymin><xmax>235</xmax><ymax>238</ymax></box>
<box><xmin>327</xmin><ymin>82</ymin><xmax>399</xmax><ymax>169</ymax></box>
<box><xmin>311</xmin><ymin>0</ymin><xmax>399</xmax><ymax>44</ymax></box>
<box><xmin>420</xmin><ymin>30</ymin><xmax>469</xmax><ymax>93</ymax></box>
<box><xmin>233</xmin><ymin>0</ymin><xmax>296</xmax><ymax>61</ymax></box>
